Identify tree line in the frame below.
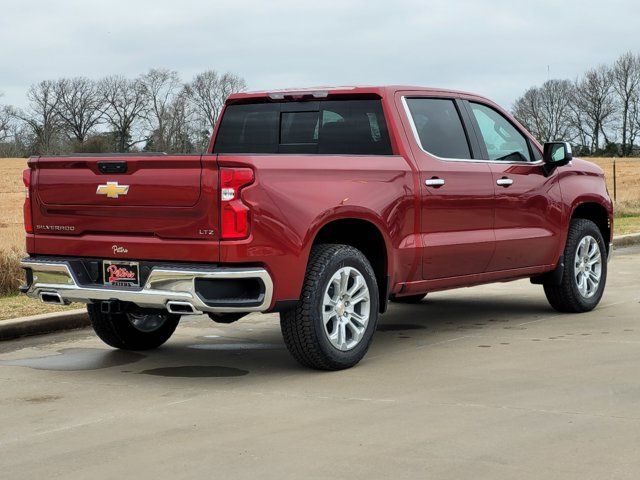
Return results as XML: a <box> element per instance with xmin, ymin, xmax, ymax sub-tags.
<box><xmin>0</xmin><ymin>69</ymin><xmax>246</xmax><ymax>156</ymax></box>
<box><xmin>512</xmin><ymin>51</ymin><xmax>640</xmax><ymax>156</ymax></box>
<box><xmin>3</xmin><ymin>53</ymin><xmax>640</xmax><ymax>158</ymax></box>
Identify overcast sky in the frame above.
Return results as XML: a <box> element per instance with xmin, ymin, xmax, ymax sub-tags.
<box><xmin>1</xmin><ymin>0</ymin><xmax>638</xmax><ymax>110</ymax></box>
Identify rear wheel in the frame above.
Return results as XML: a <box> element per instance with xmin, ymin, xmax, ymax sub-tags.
<box><xmin>390</xmin><ymin>293</ymin><xmax>427</xmax><ymax>304</ymax></box>
<box><xmin>88</xmin><ymin>304</ymin><xmax>180</xmax><ymax>350</ymax></box>
<box><xmin>280</xmin><ymin>244</ymin><xmax>379</xmax><ymax>370</ymax></box>
<box><xmin>543</xmin><ymin>218</ymin><xmax>607</xmax><ymax>313</ymax></box>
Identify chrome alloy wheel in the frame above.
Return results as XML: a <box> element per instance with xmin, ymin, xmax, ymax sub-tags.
<box><xmin>574</xmin><ymin>235</ymin><xmax>602</xmax><ymax>299</ymax></box>
<box><xmin>322</xmin><ymin>266</ymin><xmax>371</xmax><ymax>351</ymax></box>
<box><xmin>127</xmin><ymin>311</ymin><xmax>168</xmax><ymax>333</ymax></box>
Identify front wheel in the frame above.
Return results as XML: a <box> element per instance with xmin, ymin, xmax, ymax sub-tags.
<box><xmin>280</xmin><ymin>244</ymin><xmax>379</xmax><ymax>370</ymax></box>
<box><xmin>88</xmin><ymin>304</ymin><xmax>180</xmax><ymax>350</ymax></box>
<box><xmin>543</xmin><ymin>218</ymin><xmax>607</xmax><ymax>313</ymax></box>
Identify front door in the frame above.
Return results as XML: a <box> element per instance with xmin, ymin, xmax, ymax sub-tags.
<box><xmin>464</xmin><ymin>101</ymin><xmax>563</xmax><ymax>271</ymax></box>
<box><xmin>400</xmin><ymin>95</ymin><xmax>496</xmax><ymax>280</ymax></box>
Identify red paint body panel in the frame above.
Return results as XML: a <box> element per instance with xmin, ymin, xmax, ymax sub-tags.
<box><xmin>25</xmin><ymin>86</ymin><xmax>613</xmax><ymax>310</ymax></box>
<box><xmin>489</xmin><ymin>163</ymin><xmax>564</xmax><ymax>271</ymax></box>
<box><xmin>216</xmin><ymin>153</ymin><xmax>416</xmax><ymax>302</ymax></box>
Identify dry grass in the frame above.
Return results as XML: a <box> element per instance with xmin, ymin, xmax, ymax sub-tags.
<box><xmin>1</xmin><ymin>158</ymin><xmax>28</xmax><ymax>296</ymax></box>
<box><xmin>588</xmin><ymin>157</ymin><xmax>640</xmax><ymax>217</ymax></box>
<box><xmin>0</xmin><ymin>158</ymin><xmax>26</xmax><ymax>251</ymax></box>
<box><xmin>0</xmin><ymin>246</ymin><xmax>24</xmax><ymax>296</ymax></box>
<box><xmin>0</xmin><ymin>295</ymin><xmax>81</xmax><ymax>321</ymax></box>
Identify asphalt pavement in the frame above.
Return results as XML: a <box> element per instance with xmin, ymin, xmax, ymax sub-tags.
<box><xmin>1</xmin><ymin>245</ymin><xmax>639</xmax><ymax>479</ymax></box>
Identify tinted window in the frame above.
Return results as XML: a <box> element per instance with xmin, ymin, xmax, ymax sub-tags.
<box><xmin>213</xmin><ymin>103</ymin><xmax>279</xmax><ymax>153</ymax></box>
<box><xmin>405</xmin><ymin>98</ymin><xmax>471</xmax><ymax>159</ymax></box>
<box><xmin>213</xmin><ymin>99</ymin><xmax>392</xmax><ymax>155</ymax></box>
<box><xmin>470</xmin><ymin>103</ymin><xmax>531</xmax><ymax>162</ymax></box>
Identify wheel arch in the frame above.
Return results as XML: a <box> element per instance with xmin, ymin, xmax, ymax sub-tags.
<box><xmin>307</xmin><ymin>214</ymin><xmax>392</xmax><ymax>313</ymax></box>
<box><xmin>570</xmin><ymin>201</ymin><xmax>612</xmax><ymax>255</ymax></box>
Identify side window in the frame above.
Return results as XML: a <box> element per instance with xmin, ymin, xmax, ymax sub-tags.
<box><xmin>469</xmin><ymin>103</ymin><xmax>531</xmax><ymax>162</ymax></box>
<box><xmin>405</xmin><ymin>98</ymin><xmax>471</xmax><ymax>159</ymax></box>
<box><xmin>318</xmin><ymin>100</ymin><xmax>392</xmax><ymax>155</ymax></box>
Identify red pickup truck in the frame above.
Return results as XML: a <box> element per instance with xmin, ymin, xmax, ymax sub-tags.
<box><xmin>21</xmin><ymin>86</ymin><xmax>613</xmax><ymax>370</ymax></box>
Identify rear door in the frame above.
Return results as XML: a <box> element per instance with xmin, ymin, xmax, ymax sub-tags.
<box><xmin>398</xmin><ymin>94</ymin><xmax>496</xmax><ymax>280</ymax></box>
<box><xmin>463</xmin><ymin>100</ymin><xmax>563</xmax><ymax>270</ymax></box>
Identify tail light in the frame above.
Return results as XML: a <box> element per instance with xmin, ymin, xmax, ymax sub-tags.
<box><xmin>220</xmin><ymin>167</ymin><xmax>254</xmax><ymax>239</ymax></box>
<box><xmin>23</xmin><ymin>169</ymin><xmax>33</xmax><ymax>234</ymax></box>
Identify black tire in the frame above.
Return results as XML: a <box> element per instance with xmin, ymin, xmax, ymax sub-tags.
<box><xmin>280</xmin><ymin>244</ymin><xmax>379</xmax><ymax>370</ymax></box>
<box><xmin>543</xmin><ymin>218</ymin><xmax>607</xmax><ymax>313</ymax></box>
<box><xmin>87</xmin><ymin>304</ymin><xmax>180</xmax><ymax>350</ymax></box>
<box><xmin>390</xmin><ymin>293</ymin><xmax>427</xmax><ymax>304</ymax></box>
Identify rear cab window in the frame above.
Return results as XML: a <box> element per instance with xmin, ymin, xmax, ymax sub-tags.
<box><xmin>213</xmin><ymin>99</ymin><xmax>392</xmax><ymax>155</ymax></box>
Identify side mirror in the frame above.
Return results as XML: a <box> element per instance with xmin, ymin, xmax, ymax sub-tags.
<box><xmin>542</xmin><ymin>141</ymin><xmax>572</xmax><ymax>176</ymax></box>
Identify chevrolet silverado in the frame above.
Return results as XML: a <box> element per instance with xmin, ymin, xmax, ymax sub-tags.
<box><xmin>21</xmin><ymin>86</ymin><xmax>613</xmax><ymax>370</ymax></box>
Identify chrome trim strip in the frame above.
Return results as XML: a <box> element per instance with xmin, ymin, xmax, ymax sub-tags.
<box><xmin>21</xmin><ymin>259</ymin><xmax>274</xmax><ymax>314</ymax></box>
<box><xmin>400</xmin><ymin>96</ymin><xmax>544</xmax><ymax>166</ymax></box>
<box><xmin>166</xmin><ymin>301</ymin><xmax>202</xmax><ymax>315</ymax></box>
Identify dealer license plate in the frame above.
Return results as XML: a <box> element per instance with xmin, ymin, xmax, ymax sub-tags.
<box><xmin>103</xmin><ymin>260</ymin><xmax>140</xmax><ymax>287</ymax></box>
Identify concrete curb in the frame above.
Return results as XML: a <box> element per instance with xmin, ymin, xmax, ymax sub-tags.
<box><xmin>613</xmin><ymin>233</ymin><xmax>640</xmax><ymax>248</ymax></box>
<box><xmin>1</xmin><ymin>232</ymin><xmax>639</xmax><ymax>341</ymax></box>
<box><xmin>0</xmin><ymin>309</ymin><xmax>89</xmax><ymax>341</ymax></box>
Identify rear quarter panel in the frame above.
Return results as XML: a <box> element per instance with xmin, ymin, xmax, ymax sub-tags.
<box><xmin>217</xmin><ymin>154</ymin><xmax>417</xmax><ymax>303</ymax></box>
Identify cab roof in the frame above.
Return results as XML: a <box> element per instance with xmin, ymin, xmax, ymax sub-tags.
<box><xmin>226</xmin><ymin>85</ymin><xmax>490</xmax><ymax>103</ymax></box>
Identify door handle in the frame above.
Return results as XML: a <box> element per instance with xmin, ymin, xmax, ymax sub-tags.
<box><xmin>496</xmin><ymin>177</ymin><xmax>513</xmax><ymax>187</ymax></box>
<box><xmin>425</xmin><ymin>178</ymin><xmax>445</xmax><ymax>188</ymax></box>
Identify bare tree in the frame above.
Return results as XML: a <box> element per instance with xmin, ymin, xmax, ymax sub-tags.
<box><xmin>0</xmin><ymin>107</ymin><xmax>11</xmax><ymax>143</ymax></box>
<box><xmin>513</xmin><ymin>79</ymin><xmax>575</xmax><ymax>143</ymax></box>
<box><xmin>12</xmin><ymin>81</ymin><xmax>61</xmax><ymax>154</ymax></box>
<box><xmin>612</xmin><ymin>52</ymin><xmax>640</xmax><ymax>156</ymax></box>
<box><xmin>571</xmin><ymin>66</ymin><xmax>617</xmax><ymax>153</ymax></box>
<box><xmin>165</xmin><ymin>89</ymin><xmax>196</xmax><ymax>153</ymax></box>
<box><xmin>140</xmin><ymin>68</ymin><xmax>182</xmax><ymax>152</ymax></box>
<box><xmin>55</xmin><ymin>77</ymin><xmax>104</xmax><ymax>148</ymax></box>
<box><xmin>0</xmin><ymin>93</ymin><xmax>13</xmax><ymax>143</ymax></box>
<box><xmin>629</xmin><ymin>91</ymin><xmax>640</xmax><ymax>155</ymax></box>
<box><xmin>184</xmin><ymin>70</ymin><xmax>247</xmax><ymax>132</ymax></box>
<box><xmin>100</xmin><ymin>75</ymin><xmax>148</xmax><ymax>152</ymax></box>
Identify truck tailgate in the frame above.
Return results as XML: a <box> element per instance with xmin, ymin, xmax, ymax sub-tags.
<box><xmin>29</xmin><ymin>154</ymin><xmax>220</xmax><ymax>261</ymax></box>
<box><xmin>37</xmin><ymin>155</ymin><xmax>202</xmax><ymax>207</ymax></box>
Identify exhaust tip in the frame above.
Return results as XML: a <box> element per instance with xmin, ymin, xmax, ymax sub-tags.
<box><xmin>39</xmin><ymin>292</ymin><xmax>65</xmax><ymax>305</ymax></box>
<box><xmin>166</xmin><ymin>301</ymin><xmax>200</xmax><ymax>315</ymax></box>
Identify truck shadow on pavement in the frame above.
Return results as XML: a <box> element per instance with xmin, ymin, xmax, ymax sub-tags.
<box><xmin>0</xmin><ymin>294</ymin><xmax>555</xmax><ymax>377</ymax></box>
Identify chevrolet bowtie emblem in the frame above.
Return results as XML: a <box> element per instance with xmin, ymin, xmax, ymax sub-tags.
<box><xmin>96</xmin><ymin>182</ymin><xmax>130</xmax><ymax>199</ymax></box>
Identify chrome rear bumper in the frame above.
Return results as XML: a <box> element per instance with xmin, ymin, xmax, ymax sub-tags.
<box><xmin>20</xmin><ymin>258</ymin><xmax>273</xmax><ymax>314</ymax></box>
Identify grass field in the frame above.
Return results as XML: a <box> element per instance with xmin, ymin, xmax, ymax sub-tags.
<box><xmin>0</xmin><ymin>156</ymin><xmax>639</xmax><ymax>318</ymax></box>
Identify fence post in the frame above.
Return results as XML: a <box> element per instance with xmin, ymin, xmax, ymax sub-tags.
<box><xmin>612</xmin><ymin>158</ymin><xmax>617</xmax><ymax>202</ymax></box>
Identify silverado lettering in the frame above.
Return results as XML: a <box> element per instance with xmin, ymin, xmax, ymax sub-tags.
<box><xmin>20</xmin><ymin>85</ymin><xmax>613</xmax><ymax>370</ymax></box>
